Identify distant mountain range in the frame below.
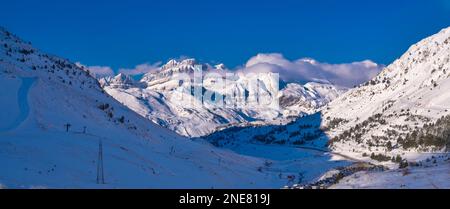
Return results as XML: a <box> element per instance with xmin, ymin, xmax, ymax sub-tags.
<box><xmin>1</xmin><ymin>25</ymin><xmax>449</xmax><ymax>189</ymax></box>
<box><xmin>99</xmin><ymin>58</ymin><xmax>347</xmax><ymax>137</ymax></box>
<box><xmin>0</xmin><ymin>26</ymin><xmax>324</xmax><ymax>188</ymax></box>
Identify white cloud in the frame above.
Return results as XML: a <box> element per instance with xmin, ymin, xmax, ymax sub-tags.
<box><xmin>75</xmin><ymin>62</ymin><xmax>114</xmax><ymax>78</ymax></box>
<box><xmin>118</xmin><ymin>62</ymin><xmax>162</xmax><ymax>76</ymax></box>
<box><xmin>240</xmin><ymin>53</ymin><xmax>383</xmax><ymax>87</ymax></box>
<box><xmin>76</xmin><ymin>53</ymin><xmax>382</xmax><ymax>87</ymax></box>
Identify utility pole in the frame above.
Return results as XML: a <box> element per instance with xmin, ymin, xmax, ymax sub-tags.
<box><xmin>96</xmin><ymin>140</ymin><xmax>105</xmax><ymax>184</ymax></box>
<box><xmin>64</xmin><ymin>123</ymin><xmax>71</xmax><ymax>132</ymax></box>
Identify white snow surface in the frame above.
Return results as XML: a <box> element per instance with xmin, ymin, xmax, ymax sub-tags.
<box><xmin>0</xmin><ymin>27</ymin><xmax>348</xmax><ymax>188</ymax></box>
<box><xmin>203</xmin><ymin>26</ymin><xmax>450</xmax><ymax>189</ymax></box>
<box><xmin>206</xmin><ymin>27</ymin><xmax>450</xmax><ymax>159</ymax></box>
<box><xmin>2</xmin><ymin>25</ymin><xmax>450</xmax><ymax>189</ymax></box>
<box><xmin>318</xmin><ymin>27</ymin><xmax>450</xmax><ymax>158</ymax></box>
<box><xmin>331</xmin><ymin>155</ymin><xmax>450</xmax><ymax>189</ymax></box>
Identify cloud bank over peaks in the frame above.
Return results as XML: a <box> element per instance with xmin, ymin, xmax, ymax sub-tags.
<box><xmin>118</xmin><ymin>62</ymin><xmax>162</xmax><ymax>76</ymax></box>
<box><xmin>75</xmin><ymin>62</ymin><xmax>114</xmax><ymax>78</ymax></box>
<box><xmin>241</xmin><ymin>53</ymin><xmax>383</xmax><ymax>87</ymax></box>
<box><xmin>76</xmin><ymin>61</ymin><xmax>162</xmax><ymax>78</ymax></box>
<box><xmin>78</xmin><ymin>53</ymin><xmax>383</xmax><ymax>87</ymax></box>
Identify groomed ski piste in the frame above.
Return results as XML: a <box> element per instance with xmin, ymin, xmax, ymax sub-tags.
<box><xmin>0</xmin><ymin>77</ymin><xmax>36</xmax><ymax>132</ymax></box>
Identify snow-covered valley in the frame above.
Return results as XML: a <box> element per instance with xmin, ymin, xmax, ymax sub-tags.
<box><xmin>0</xmin><ymin>27</ymin><xmax>352</xmax><ymax>189</ymax></box>
<box><xmin>202</xmin><ymin>27</ymin><xmax>450</xmax><ymax>188</ymax></box>
<box><xmin>1</xmin><ymin>25</ymin><xmax>450</xmax><ymax>189</ymax></box>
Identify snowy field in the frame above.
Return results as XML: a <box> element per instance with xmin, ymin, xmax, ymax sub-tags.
<box><xmin>331</xmin><ymin>159</ymin><xmax>450</xmax><ymax>189</ymax></box>
<box><xmin>1</xmin><ymin>26</ymin><xmax>449</xmax><ymax>189</ymax></box>
<box><xmin>0</xmin><ymin>72</ymin><xmax>349</xmax><ymax>188</ymax></box>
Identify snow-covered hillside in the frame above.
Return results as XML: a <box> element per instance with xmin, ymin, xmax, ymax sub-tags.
<box><xmin>322</xmin><ymin>27</ymin><xmax>450</xmax><ymax>159</ymax></box>
<box><xmin>0</xmin><ymin>27</ymin><xmax>348</xmax><ymax>188</ymax></box>
<box><xmin>100</xmin><ymin>59</ymin><xmax>346</xmax><ymax>137</ymax></box>
<box><xmin>203</xmin><ymin>26</ymin><xmax>450</xmax><ymax>184</ymax></box>
<box><xmin>201</xmin><ymin>27</ymin><xmax>450</xmax><ymax>189</ymax></box>
<box><xmin>2</xmin><ymin>25</ymin><xmax>448</xmax><ymax>189</ymax></box>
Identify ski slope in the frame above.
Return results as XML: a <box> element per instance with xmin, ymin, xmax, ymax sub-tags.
<box><xmin>0</xmin><ymin>77</ymin><xmax>36</xmax><ymax>132</ymax></box>
<box><xmin>0</xmin><ymin>71</ymin><xmax>282</xmax><ymax>188</ymax></box>
<box><xmin>0</xmin><ymin>27</ymin><xmax>351</xmax><ymax>189</ymax></box>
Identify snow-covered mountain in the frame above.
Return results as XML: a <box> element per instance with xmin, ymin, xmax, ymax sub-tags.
<box><xmin>200</xmin><ymin>27</ymin><xmax>450</xmax><ymax>189</ymax></box>
<box><xmin>3</xmin><ymin>25</ymin><xmax>448</xmax><ymax>189</ymax></box>
<box><xmin>100</xmin><ymin>59</ymin><xmax>346</xmax><ymax>137</ymax></box>
<box><xmin>204</xmin><ymin>27</ymin><xmax>450</xmax><ymax>165</ymax></box>
<box><xmin>323</xmin><ymin>27</ymin><xmax>450</xmax><ymax>157</ymax></box>
<box><xmin>0</xmin><ymin>27</ymin><xmax>347</xmax><ymax>188</ymax></box>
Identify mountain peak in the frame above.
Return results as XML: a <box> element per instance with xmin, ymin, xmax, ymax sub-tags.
<box><xmin>180</xmin><ymin>58</ymin><xmax>196</xmax><ymax>65</ymax></box>
<box><xmin>161</xmin><ymin>58</ymin><xmax>197</xmax><ymax>71</ymax></box>
<box><xmin>161</xmin><ymin>59</ymin><xmax>178</xmax><ymax>70</ymax></box>
<box><xmin>114</xmin><ymin>73</ymin><xmax>134</xmax><ymax>82</ymax></box>
<box><xmin>214</xmin><ymin>63</ymin><xmax>227</xmax><ymax>71</ymax></box>
<box><xmin>99</xmin><ymin>73</ymin><xmax>135</xmax><ymax>88</ymax></box>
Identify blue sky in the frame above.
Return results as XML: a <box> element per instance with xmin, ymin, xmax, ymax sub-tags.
<box><xmin>1</xmin><ymin>0</ymin><xmax>450</xmax><ymax>71</ymax></box>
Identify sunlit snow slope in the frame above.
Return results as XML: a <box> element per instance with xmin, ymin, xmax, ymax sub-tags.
<box><xmin>207</xmin><ymin>27</ymin><xmax>450</xmax><ymax>160</ymax></box>
<box><xmin>0</xmin><ymin>27</ymin><xmax>346</xmax><ymax>188</ymax></box>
